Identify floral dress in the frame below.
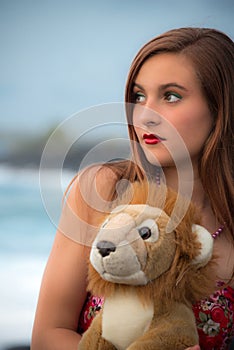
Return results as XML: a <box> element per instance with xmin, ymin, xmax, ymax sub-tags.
<box><xmin>78</xmin><ymin>284</ymin><xmax>234</xmax><ymax>349</ymax></box>
<box><xmin>78</xmin><ymin>293</ymin><xmax>104</xmax><ymax>334</ymax></box>
<box><xmin>192</xmin><ymin>282</ymin><xmax>234</xmax><ymax>349</ymax></box>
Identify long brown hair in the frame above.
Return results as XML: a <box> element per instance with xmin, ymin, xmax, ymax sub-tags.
<box><xmin>110</xmin><ymin>27</ymin><xmax>234</xmax><ymax>238</ymax></box>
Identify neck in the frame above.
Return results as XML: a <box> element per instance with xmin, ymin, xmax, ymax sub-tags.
<box><xmin>162</xmin><ymin>164</ymin><xmax>219</xmax><ymax>232</ymax></box>
<box><xmin>162</xmin><ymin>164</ymin><xmax>208</xmax><ymax>209</ymax></box>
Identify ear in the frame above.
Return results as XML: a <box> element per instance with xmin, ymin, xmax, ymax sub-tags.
<box><xmin>191</xmin><ymin>224</ymin><xmax>213</xmax><ymax>266</ymax></box>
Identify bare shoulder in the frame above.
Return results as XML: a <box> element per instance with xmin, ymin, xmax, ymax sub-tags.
<box><xmin>81</xmin><ymin>162</ymin><xmax>118</xmax><ymax>183</ymax></box>
<box><xmin>59</xmin><ymin>164</ymin><xmax>119</xmax><ymax>246</ymax></box>
<box><xmin>64</xmin><ymin>164</ymin><xmax>118</xmax><ymax>207</ymax></box>
<box><xmin>77</xmin><ymin>163</ymin><xmax>119</xmax><ymax>209</ymax></box>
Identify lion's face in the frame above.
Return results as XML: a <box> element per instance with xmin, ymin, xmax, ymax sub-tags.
<box><xmin>90</xmin><ymin>204</ymin><xmax>177</xmax><ymax>286</ymax></box>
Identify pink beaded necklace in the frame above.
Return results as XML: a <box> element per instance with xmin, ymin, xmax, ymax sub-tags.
<box><xmin>212</xmin><ymin>224</ymin><xmax>225</xmax><ymax>239</ymax></box>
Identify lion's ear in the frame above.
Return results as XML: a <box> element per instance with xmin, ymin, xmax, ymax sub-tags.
<box><xmin>191</xmin><ymin>224</ymin><xmax>213</xmax><ymax>266</ymax></box>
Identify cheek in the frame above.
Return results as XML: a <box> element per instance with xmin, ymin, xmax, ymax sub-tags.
<box><xmin>132</xmin><ymin>112</ymin><xmax>141</xmax><ymax>134</ymax></box>
<box><xmin>132</xmin><ymin>114</ymin><xmax>146</xmax><ymax>142</ymax></box>
<box><xmin>175</xmin><ymin>111</ymin><xmax>213</xmax><ymax>153</ymax></box>
<box><xmin>133</xmin><ymin>125</ymin><xmax>142</xmax><ymax>140</ymax></box>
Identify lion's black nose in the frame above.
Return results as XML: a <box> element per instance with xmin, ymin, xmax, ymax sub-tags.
<box><xmin>97</xmin><ymin>240</ymin><xmax>116</xmax><ymax>257</ymax></box>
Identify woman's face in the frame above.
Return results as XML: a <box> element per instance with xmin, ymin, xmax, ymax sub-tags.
<box><xmin>132</xmin><ymin>53</ymin><xmax>213</xmax><ymax>168</ymax></box>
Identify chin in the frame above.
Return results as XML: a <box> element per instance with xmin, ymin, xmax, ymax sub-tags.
<box><xmin>143</xmin><ymin>149</ymin><xmax>174</xmax><ymax>168</ymax></box>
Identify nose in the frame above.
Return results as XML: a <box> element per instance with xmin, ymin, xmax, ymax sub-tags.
<box><xmin>134</xmin><ymin>104</ymin><xmax>161</xmax><ymax>129</ymax></box>
<box><xmin>97</xmin><ymin>240</ymin><xmax>116</xmax><ymax>257</ymax></box>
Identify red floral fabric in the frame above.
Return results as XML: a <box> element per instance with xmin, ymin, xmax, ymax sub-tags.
<box><xmin>78</xmin><ymin>293</ymin><xmax>104</xmax><ymax>334</ymax></box>
<box><xmin>78</xmin><ymin>284</ymin><xmax>234</xmax><ymax>349</ymax></box>
<box><xmin>192</xmin><ymin>282</ymin><xmax>234</xmax><ymax>350</ymax></box>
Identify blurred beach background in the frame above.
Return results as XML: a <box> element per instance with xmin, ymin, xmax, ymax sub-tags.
<box><xmin>0</xmin><ymin>0</ymin><xmax>233</xmax><ymax>348</ymax></box>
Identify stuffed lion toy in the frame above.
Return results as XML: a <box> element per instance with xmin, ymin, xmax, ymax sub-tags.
<box><xmin>78</xmin><ymin>181</ymin><xmax>216</xmax><ymax>350</ymax></box>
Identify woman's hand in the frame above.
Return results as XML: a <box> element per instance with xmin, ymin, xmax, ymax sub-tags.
<box><xmin>186</xmin><ymin>346</ymin><xmax>200</xmax><ymax>350</ymax></box>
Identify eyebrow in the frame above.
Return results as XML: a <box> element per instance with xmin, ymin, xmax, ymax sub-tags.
<box><xmin>133</xmin><ymin>82</ymin><xmax>188</xmax><ymax>92</ymax></box>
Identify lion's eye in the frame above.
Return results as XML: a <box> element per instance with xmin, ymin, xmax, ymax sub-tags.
<box><xmin>138</xmin><ymin>226</ymin><xmax>151</xmax><ymax>240</ymax></box>
<box><xmin>137</xmin><ymin>219</ymin><xmax>159</xmax><ymax>242</ymax></box>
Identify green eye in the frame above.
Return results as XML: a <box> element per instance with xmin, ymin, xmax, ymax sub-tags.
<box><xmin>134</xmin><ymin>92</ymin><xmax>146</xmax><ymax>103</ymax></box>
<box><xmin>165</xmin><ymin>92</ymin><xmax>182</xmax><ymax>103</ymax></box>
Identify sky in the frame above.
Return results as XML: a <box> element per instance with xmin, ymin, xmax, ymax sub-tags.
<box><xmin>0</xmin><ymin>0</ymin><xmax>234</xmax><ymax>135</ymax></box>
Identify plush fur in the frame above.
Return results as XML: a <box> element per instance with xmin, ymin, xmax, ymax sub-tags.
<box><xmin>78</xmin><ymin>181</ymin><xmax>216</xmax><ymax>350</ymax></box>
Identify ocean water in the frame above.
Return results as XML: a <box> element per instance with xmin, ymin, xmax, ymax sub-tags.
<box><xmin>0</xmin><ymin>165</ymin><xmax>75</xmax><ymax>349</ymax></box>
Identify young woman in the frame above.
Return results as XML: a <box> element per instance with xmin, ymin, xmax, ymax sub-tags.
<box><xmin>31</xmin><ymin>27</ymin><xmax>234</xmax><ymax>350</ymax></box>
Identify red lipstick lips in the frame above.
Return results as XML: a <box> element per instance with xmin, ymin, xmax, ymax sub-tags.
<box><xmin>143</xmin><ymin>133</ymin><xmax>163</xmax><ymax>145</ymax></box>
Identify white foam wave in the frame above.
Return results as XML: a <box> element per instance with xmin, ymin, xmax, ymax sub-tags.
<box><xmin>0</xmin><ymin>255</ymin><xmax>47</xmax><ymax>348</ymax></box>
<box><xmin>0</xmin><ymin>164</ymin><xmax>76</xmax><ymax>191</ymax></box>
